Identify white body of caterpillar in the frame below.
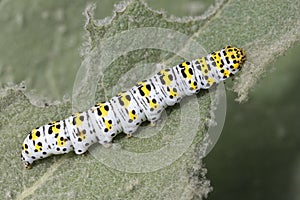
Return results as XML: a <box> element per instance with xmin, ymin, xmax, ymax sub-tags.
<box><xmin>21</xmin><ymin>46</ymin><xmax>246</xmax><ymax>168</ymax></box>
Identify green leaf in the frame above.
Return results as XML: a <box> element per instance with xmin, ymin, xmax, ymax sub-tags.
<box><xmin>0</xmin><ymin>0</ymin><xmax>299</xmax><ymax>199</ymax></box>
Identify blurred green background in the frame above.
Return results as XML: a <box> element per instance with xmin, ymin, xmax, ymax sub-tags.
<box><xmin>0</xmin><ymin>0</ymin><xmax>299</xmax><ymax>199</ymax></box>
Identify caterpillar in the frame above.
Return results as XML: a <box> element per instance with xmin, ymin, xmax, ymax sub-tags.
<box><xmin>21</xmin><ymin>46</ymin><xmax>246</xmax><ymax>169</ymax></box>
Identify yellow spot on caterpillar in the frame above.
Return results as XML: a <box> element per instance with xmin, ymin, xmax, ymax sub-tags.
<box><xmin>149</xmin><ymin>99</ymin><xmax>158</xmax><ymax>110</ymax></box>
<box><xmin>78</xmin><ymin>131</ymin><xmax>86</xmax><ymax>140</ymax></box>
<box><xmin>198</xmin><ymin>58</ymin><xmax>209</xmax><ymax>75</ymax></box>
<box><xmin>160</xmin><ymin>70</ymin><xmax>172</xmax><ymax>86</ymax></box>
<box><xmin>138</xmin><ymin>82</ymin><xmax>151</xmax><ymax>97</ymax></box>
<box><xmin>50</xmin><ymin>122</ymin><xmax>61</xmax><ymax>134</ymax></box>
<box><xmin>31</xmin><ymin>129</ymin><xmax>39</xmax><ymax>141</ymax></box>
<box><xmin>94</xmin><ymin>103</ymin><xmax>110</xmax><ymax>117</ymax></box>
<box><xmin>74</xmin><ymin>113</ymin><xmax>83</xmax><ymax>127</ymax></box>
<box><xmin>223</xmin><ymin>69</ymin><xmax>230</xmax><ymax>77</ymax></box>
<box><xmin>207</xmin><ymin>77</ymin><xmax>215</xmax><ymax>86</ymax></box>
<box><xmin>189</xmin><ymin>81</ymin><xmax>198</xmax><ymax>90</ymax></box>
<box><xmin>119</xmin><ymin>93</ymin><xmax>131</xmax><ymax>108</ymax></box>
<box><xmin>99</xmin><ymin>104</ymin><xmax>109</xmax><ymax>117</ymax></box>
<box><xmin>211</xmin><ymin>51</ymin><xmax>223</xmax><ymax>69</ymax></box>
<box><xmin>104</xmin><ymin>119</ymin><xmax>112</xmax><ymax>130</ymax></box>
<box><xmin>169</xmin><ymin>87</ymin><xmax>178</xmax><ymax>98</ymax></box>
<box><xmin>34</xmin><ymin>143</ymin><xmax>42</xmax><ymax>152</ymax></box>
<box><xmin>22</xmin><ymin>143</ymin><xmax>28</xmax><ymax>150</ymax></box>
<box><xmin>129</xmin><ymin>110</ymin><xmax>137</xmax><ymax>121</ymax></box>
<box><xmin>182</xmin><ymin>62</ymin><xmax>193</xmax><ymax>79</ymax></box>
<box><xmin>57</xmin><ymin>137</ymin><xmax>67</xmax><ymax>147</ymax></box>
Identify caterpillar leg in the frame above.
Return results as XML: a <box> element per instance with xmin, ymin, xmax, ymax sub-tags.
<box><xmin>102</xmin><ymin>142</ymin><xmax>113</xmax><ymax>148</ymax></box>
<box><xmin>149</xmin><ymin>121</ymin><xmax>157</xmax><ymax>127</ymax></box>
<box><xmin>81</xmin><ymin>151</ymin><xmax>90</xmax><ymax>156</ymax></box>
<box><xmin>23</xmin><ymin>161</ymin><xmax>32</xmax><ymax>169</ymax></box>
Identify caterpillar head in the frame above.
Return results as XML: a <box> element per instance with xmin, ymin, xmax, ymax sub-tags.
<box><xmin>210</xmin><ymin>46</ymin><xmax>246</xmax><ymax>81</ymax></box>
<box><xmin>223</xmin><ymin>46</ymin><xmax>246</xmax><ymax>73</ymax></box>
